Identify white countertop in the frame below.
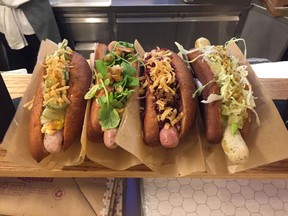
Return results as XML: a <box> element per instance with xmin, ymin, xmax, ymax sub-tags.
<box><xmin>251</xmin><ymin>61</ymin><xmax>288</xmax><ymax>79</ymax></box>
<box><xmin>49</xmin><ymin>0</ymin><xmax>111</xmax><ymax>7</ymax></box>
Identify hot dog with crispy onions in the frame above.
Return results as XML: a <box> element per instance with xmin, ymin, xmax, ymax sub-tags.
<box><xmin>185</xmin><ymin>37</ymin><xmax>259</xmax><ymax>164</ymax></box>
<box><xmin>85</xmin><ymin>41</ymin><xmax>140</xmax><ymax>148</ymax></box>
<box><xmin>26</xmin><ymin>39</ymin><xmax>92</xmax><ymax>162</ymax></box>
<box><xmin>139</xmin><ymin>47</ymin><xmax>197</xmax><ymax>148</ymax></box>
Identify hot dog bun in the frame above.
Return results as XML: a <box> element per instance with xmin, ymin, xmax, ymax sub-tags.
<box><xmin>63</xmin><ymin>52</ymin><xmax>92</xmax><ymax>149</ymax></box>
<box><xmin>85</xmin><ymin>41</ymin><xmax>140</xmax><ymax>148</ymax></box>
<box><xmin>188</xmin><ymin>37</ymin><xmax>258</xmax><ymax>164</ymax></box>
<box><xmin>29</xmin><ymin>67</ymin><xmax>49</xmax><ymax>162</ymax></box>
<box><xmin>29</xmin><ymin>40</ymin><xmax>92</xmax><ymax>162</ymax></box>
<box><xmin>141</xmin><ymin>48</ymin><xmax>197</xmax><ymax>147</ymax></box>
<box><xmin>188</xmin><ymin>49</ymin><xmax>222</xmax><ymax>144</ymax></box>
<box><xmin>87</xmin><ymin>43</ymin><xmax>108</xmax><ymax>143</ymax></box>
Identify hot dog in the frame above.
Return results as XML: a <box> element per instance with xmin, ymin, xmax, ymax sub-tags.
<box><xmin>186</xmin><ymin>37</ymin><xmax>259</xmax><ymax>164</ymax></box>
<box><xmin>139</xmin><ymin>47</ymin><xmax>197</xmax><ymax>147</ymax></box>
<box><xmin>85</xmin><ymin>41</ymin><xmax>140</xmax><ymax>148</ymax></box>
<box><xmin>27</xmin><ymin>39</ymin><xmax>92</xmax><ymax>162</ymax></box>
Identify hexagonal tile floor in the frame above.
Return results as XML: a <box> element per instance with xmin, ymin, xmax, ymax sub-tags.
<box><xmin>142</xmin><ymin>178</ymin><xmax>288</xmax><ymax>216</ymax></box>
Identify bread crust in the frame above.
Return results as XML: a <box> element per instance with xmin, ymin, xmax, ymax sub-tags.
<box><xmin>87</xmin><ymin>43</ymin><xmax>108</xmax><ymax>142</ymax></box>
<box><xmin>87</xmin><ymin>87</ymin><xmax>113</xmax><ymax>142</ymax></box>
<box><xmin>170</xmin><ymin>52</ymin><xmax>197</xmax><ymax>137</ymax></box>
<box><xmin>188</xmin><ymin>49</ymin><xmax>222</xmax><ymax>143</ymax></box>
<box><xmin>63</xmin><ymin>52</ymin><xmax>92</xmax><ymax>150</ymax></box>
<box><xmin>87</xmin><ymin>99</ymin><xmax>103</xmax><ymax>142</ymax></box>
<box><xmin>240</xmin><ymin>109</ymin><xmax>252</xmax><ymax>140</ymax></box>
<box><xmin>29</xmin><ymin>67</ymin><xmax>50</xmax><ymax>162</ymax></box>
<box><xmin>96</xmin><ymin>44</ymin><xmax>108</xmax><ymax>59</ymax></box>
<box><xmin>143</xmin><ymin>90</ymin><xmax>160</xmax><ymax>146</ymax></box>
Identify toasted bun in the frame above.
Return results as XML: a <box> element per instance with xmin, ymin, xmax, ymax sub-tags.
<box><xmin>29</xmin><ymin>67</ymin><xmax>49</xmax><ymax>162</ymax></box>
<box><xmin>170</xmin><ymin>52</ymin><xmax>197</xmax><ymax>137</ymax></box>
<box><xmin>63</xmin><ymin>52</ymin><xmax>92</xmax><ymax>150</ymax></box>
<box><xmin>29</xmin><ymin>52</ymin><xmax>92</xmax><ymax>162</ymax></box>
<box><xmin>87</xmin><ymin>43</ymin><xmax>108</xmax><ymax>142</ymax></box>
<box><xmin>188</xmin><ymin>49</ymin><xmax>222</xmax><ymax>143</ymax></box>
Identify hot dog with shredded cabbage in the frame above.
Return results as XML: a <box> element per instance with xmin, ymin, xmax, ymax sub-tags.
<box><xmin>181</xmin><ymin>37</ymin><xmax>260</xmax><ymax>164</ymax></box>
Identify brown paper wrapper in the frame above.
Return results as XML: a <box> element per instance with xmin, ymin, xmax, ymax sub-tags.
<box><xmin>203</xmin><ymin>42</ymin><xmax>288</xmax><ymax>174</ymax></box>
<box><xmin>84</xmin><ymin>93</ymin><xmax>205</xmax><ymax>176</ymax></box>
<box><xmin>2</xmin><ymin>39</ymin><xmax>288</xmax><ymax>177</ymax></box>
<box><xmin>115</xmin><ymin>93</ymin><xmax>205</xmax><ymax>176</ymax></box>
<box><xmin>83</xmin><ymin>40</ymin><xmax>205</xmax><ymax>176</ymax></box>
<box><xmin>0</xmin><ymin>178</ymin><xmax>96</xmax><ymax>216</ymax></box>
<box><xmin>74</xmin><ymin>178</ymin><xmax>109</xmax><ymax>215</ymax></box>
<box><xmin>82</xmin><ymin>44</ymin><xmax>142</xmax><ymax>171</ymax></box>
<box><xmin>82</xmin><ymin>99</ymin><xmax>143</xmax><ymax>170</ymax></box>
<box><xmin>1</xmin><ymin>39</ymin><xmax>85</xmax><ymax>169</ymax></box>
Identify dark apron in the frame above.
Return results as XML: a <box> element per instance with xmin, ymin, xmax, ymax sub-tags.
<box><xmin>20</xmin><ymin>0</ymin><xmax>61</xmax><ymax>43</ymax></box>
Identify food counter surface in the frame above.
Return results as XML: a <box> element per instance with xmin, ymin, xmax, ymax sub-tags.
<box><xmin>50</xmin><ymin>0</ymin><xmax>251</xmax><ymax>8</ymax></box>
<box><xmin>0</xmin><ymin>62</ymin><xmax>287</xmax><ymax>178</ymax></box>
<box><xmin>49</xmin><ymin>0</ymin><xmax>252</xmax><ymax>17</ymax></box>
<box><xmin>110</xmin><ymin>0</ymin><xmax>250</xmax><ymax>8</ymax></box>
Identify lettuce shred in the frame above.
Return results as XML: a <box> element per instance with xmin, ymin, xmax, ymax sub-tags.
<box><xmin>176</xmin><ymin>38</ymin><xmax>260</xmax><ymax>132</ymax></box>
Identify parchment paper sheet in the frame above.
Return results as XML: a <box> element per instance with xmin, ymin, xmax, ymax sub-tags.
<box><xmin>82</xmin><ymin>47</ymin><xmax>143</xmax><ymax>171</ymax></box>
<box><xmin>84</xmin><ymin>40</ymin><xmax>206</xmax><ymax>176</ymax></box>
<box><xmin>74</xmin><ymin>178</ymin><xmax>107</xmax><ymax>215</ymax></box>
<box><xmin>203</xmin><ymin>42</ymin><xmax>288</xmax><ymax>174</ymax></box>
<box><xmin>82</xmin><ymin>99</ymin><xmax>143</xmax><ymax>170</ymax></box>
<box><xmin>115</xmin><ymin>94</ymin><xmax>205</xmax><ymax>176</ymax></box>
<box><xmin>0</xmin><ymin>178</ymin><xmax>97</xmax><ymax>216</ymax></box>
<box><xmin>1</xmin><ymin>39</ymin><xmax>86</xmax><ymax>169</ymax></box>
<box><xmin>2</xmin><ymin>39</ymin><xmax>288</xmax><ymax>176</ymax></box>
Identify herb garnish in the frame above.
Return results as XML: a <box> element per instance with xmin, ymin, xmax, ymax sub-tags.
<box><xmin>85</xmin><ymin>42</ymin><xmax>140</xmax><ymax>130</ymax></box>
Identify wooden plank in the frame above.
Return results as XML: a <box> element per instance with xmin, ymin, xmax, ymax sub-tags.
<box><xmin>2</xmin><ymin>74</ymin><xmax>32</xmax><ymax>99</ymax></box>
<box><xmin>1</xmin><ymin>146</ymin><xmax>288</xmax><ymax>178</ymax></box>
<box><xmin>258</xmin><ymin>78</ymin><xmax>288</xmax><ymax>100</ymax></box>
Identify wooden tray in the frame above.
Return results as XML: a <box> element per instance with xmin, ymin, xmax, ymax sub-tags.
<box><xmin>1</xmin><ymin>73</ymin><xmax>288</xmax><ymax>178</ymax></box>
<box><xmin>1</xmin><ymin>146</ymin><xmax>288</xmax><ymax>178</ymax></box>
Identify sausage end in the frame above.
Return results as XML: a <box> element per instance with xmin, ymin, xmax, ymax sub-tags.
<box><xmin>159</xmin><ymin>127</ymin><xmax>179</xmax><ymax>148</ymax></box>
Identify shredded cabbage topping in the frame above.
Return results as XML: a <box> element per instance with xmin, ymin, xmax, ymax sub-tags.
<box><xmin>40</xmin><ymin>39</ymin><xmax>72</xmax><ymax>135</ymax></box>
<box><xmin>142</xmin><ymin>47</ymin><xmax>183</xmax><ymax>129</ymax></box>
<box><xmin>197</xmin><ymin>41</ymin><xmax>259</xmax><ymax>132</ymax></box>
